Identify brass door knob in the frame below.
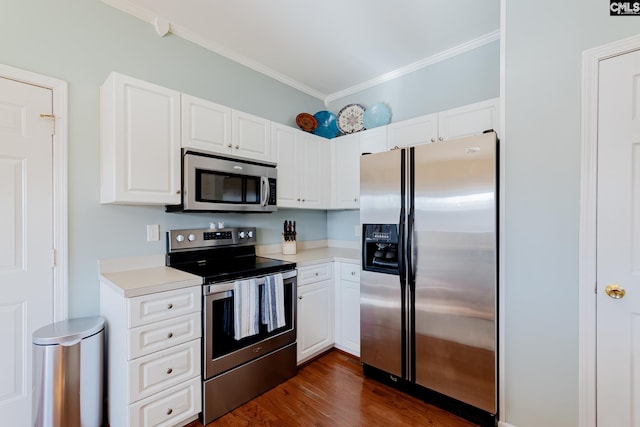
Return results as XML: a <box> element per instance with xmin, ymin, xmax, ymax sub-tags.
<box><xmin>605</xmin><ymin>284</ymin><xmax>626</xmax><ymax>299</ymax></box>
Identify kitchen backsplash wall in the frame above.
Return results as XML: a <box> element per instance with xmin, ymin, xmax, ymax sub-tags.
<box><xmin>327</xmin><ymin>210</ymin><xmax>360</xmax><ymax>242</ymax></box>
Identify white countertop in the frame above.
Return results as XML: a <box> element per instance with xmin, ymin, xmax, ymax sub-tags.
<box><xmin>100</xmin><ymin>264</ymin><xmax>202</xmax><ymax>298</ymax></box>
<box><xmin>99</xmin><ymin>245</ymin><xmax>360</xmax><ymax>298</ymax></box>
<box><xmin>264</xmin><ymin>246</ymin><xmax>360</xmax><ymax>267</ymax></box>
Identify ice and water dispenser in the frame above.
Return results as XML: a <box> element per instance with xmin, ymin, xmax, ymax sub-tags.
<box><xmin>362</xmin><ymin>224</ymin><xmax>400</xmax><ymax>274</ymax></box>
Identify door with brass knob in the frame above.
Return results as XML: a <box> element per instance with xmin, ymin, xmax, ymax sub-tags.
<box><xmin>596</xmin><ymin>49</ymin><xmax>640</xmax><ymax>427</ymax></box>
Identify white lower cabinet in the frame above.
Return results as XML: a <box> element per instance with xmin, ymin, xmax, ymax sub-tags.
<box><xmin>296</xmin><ymin>263</ymin><xmax>334</xmax><ymax>364</ymax></box>
<box><xmin>101</xmin><ymin>284</ymin><xmax>202</xmax><ymax>427</ymax></box>
<box><xmin>334</xmin><ymin>262</ymin><xmax>361</xmax><ymax>357</ymax></box>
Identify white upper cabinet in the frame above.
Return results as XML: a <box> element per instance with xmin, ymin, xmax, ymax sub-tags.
<box><xmin>386</xmin><ymin>98</ymin><xmax>499</xmax><ymax>149</ymax></box>
<box><xmin>271</xmin><ymin>124</ymin><xmax>299</xmax><ymax>208</ymax></box>
<box><xmin>101</xmin><ymin>72</ymin><xmax>181</xmax><ymax>205</ymax></box>
<box><xmin>331</xmin><ymin>133</ymin><xmax>360</xmax><ymax>210</ymax></box>
<box><xmin>272</xmin><ymin>124</ymin><xmax>328</xmax><ymax>209</ymax></box>
<box><xmin>231</xmin><ymin>110</ymin><xmax>271</xmax><ymax>161</ymax></box>
<box><xmin>387</xmin><ymin>112</ymin><xmax>438</xmax><ymax>149</ymax></box>
<box><xmin>438</xmin><ymin>98</ymin><xmax>499</xmax><ymax>140</ymax></box>
<box><xmin>331</xmin><ymin>126</ymin><xmax>387</xmax><ymax>210</ymax></box>
<box><xmin>182</xmin><ymin>95</ymin><xmax>270</xmax><ymax>162</ymax></box>
<box><xmin>181</xmin><ymin>94</ymin><xmax>232</xmax><ymax>153</ymax></box>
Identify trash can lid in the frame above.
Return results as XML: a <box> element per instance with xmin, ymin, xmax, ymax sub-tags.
<box><xmin>33</xmin><ymin>316</ymin><xmax>105</xmax><ymax>346</ymax></box>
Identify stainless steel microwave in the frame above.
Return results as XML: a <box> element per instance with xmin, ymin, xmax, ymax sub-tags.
<box><xmin>166</xmin><ymin>149</ymin><xmax>277</xmax><ymax>213</ymax></box>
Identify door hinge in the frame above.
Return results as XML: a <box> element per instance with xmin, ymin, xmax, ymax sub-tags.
<box><xmin>52</xmin><ymin>248</ymin><xmax>56</xmax><ymax>268</ymax></box>
<box><xmin>40</xmin><ymin>113</ymin><xmax>55</xmax><ymax>136</ymax></box>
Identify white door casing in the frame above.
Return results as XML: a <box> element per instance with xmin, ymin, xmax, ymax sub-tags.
<box><xmin>580</xmin><ymin>35</ymin><xmax>640</xmax><ymax>427</ymax></box>
<box><xmin>0</xmin><ymin>65</ymin><xmax>68</xmax><ymax>425</ymax></box>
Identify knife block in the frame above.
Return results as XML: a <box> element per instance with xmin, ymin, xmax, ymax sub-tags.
<box><xmin>281</xmin><ymin>234</ymin><xmax>297</xmax><ymax>255</ymax></box>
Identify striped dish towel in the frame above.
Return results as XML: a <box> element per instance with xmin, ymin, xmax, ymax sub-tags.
<box><xmin>262</xmin><ymin>273</ymin><xmax>286</xmax><ymax>332</ymax></box>
<box><xmin>233</xmin><ymin>278</ymin><xmax>259</xmax><ymax>340</ymax></box>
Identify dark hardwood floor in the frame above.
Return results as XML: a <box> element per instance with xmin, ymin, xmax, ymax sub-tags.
<box><xmin>188</xmin><ymin>350</ymin><xmax>478</xmax><ymax>427</ymax></box>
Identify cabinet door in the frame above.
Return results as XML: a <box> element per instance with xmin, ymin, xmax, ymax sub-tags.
<box><xmin>101</xmin><ymin>72</ymin><xmax>181</xmax><ymax>205</ymax></box>
<box><xmin>297</xmin><ymin>279</ymin><xmax>334</xmax><ymax>363</ymax></box>
<box><xmin>387</xmin><ymin>113</ymin><xmax>438</xmax><ymax>149</ymax></box>
<box><xmin>232</xmin><ymin>110</ymin><xmax>271</xmax><ymax>161</ymax></box>
<box><xmin>298</xmin><ymin>133</ymin><xmax>327</xmax><ymax>209</ymax></box>
<box><xmin>438</xmin><ymin>98</ymin><xmax>499</xmax><ymax>141</ymax></box>
<box><xmin>359</xmin><ymin>126</ymin><xmax>388</xmax><ymax>155</ymax></box>
<box><xmin>181</xmin><ymin>94</ymin><xmax>232</xmax><ymax>153</ymax></box>
<box><xmin>271</xmin><ymin>124</ymin><xmax>299</xmax><ymax>208</ymax></box>
<box><xmin>338</xmin><ymin>279</ymin><xmax>361</xmax><ymax>357</ymax></box>
<box><xmin>331</xmin><ymin>133</ymin><xmax>360</xmax><ymax>209</ymax></box>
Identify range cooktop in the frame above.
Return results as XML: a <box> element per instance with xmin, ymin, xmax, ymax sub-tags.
<box><xmin>166</xmin><ymin>227</ymin><xmax>296</xmax><ymax>283</ymax></box>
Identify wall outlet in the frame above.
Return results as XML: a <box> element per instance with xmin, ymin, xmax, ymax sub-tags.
<box><xmin>147</xmin><ymin>224</ymin><xmax>160</xmax><ymax>241</ymax></box>
<box><xmin>355</xmin><ymin>225</ymin><xmax>361</xmax><ymax>237</ymax></box>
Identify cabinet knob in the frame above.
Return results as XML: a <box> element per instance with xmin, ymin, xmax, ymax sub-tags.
<box><xmin>167</xmin><ymin>332</ymin><xmax>173</xmax><ymax>339</ymax></box>
<box><xmin>166</xmin><ymin>408</ymin><xmax>173</xmax><ymax>415</ymax></box>
<box><xmin>302</xmin><ymin>199</ymin><xmax>306</xmax><ymax>202</ymax></box>
<box><xmin>431</xmin><ymin>138</ymin><xmax>436</xmax><ymax>142</ymax></box>
<box><xmin>298</xmin><ymin>296</ymin><xmax>303</xmax><ymax>300</ymax></box>
<box><xmin>438</xmin><ymin>137</ymin><xmax>444</xmax><ymax>141</ymax></box>
<box><xmin>354</xmin><ymin>198</ymin><xmax>358</xmax><ymax>202</ymax></box>
<box><xmin>167</xmin><ymin>303</ymin><xmax>173</xmax><ymax>310</ymax></box>
<box><xmin>227</xmin><ymin>144</ymin><xmax>233</xmax><ymax>148</ymax></box>
<box><xmin>315</xmin><ymin>272</ymin><xmax>318</xmax><ymax>276</ymax></box>
<box><xmin>166</xmin><ymin>368</ymin><xmax>173</xmax><ymax>375</ymax></box>
<box><xmin>297</xmin><ymin>198</ymin><xmax>301</xmax><ymax>202</ymax></box>
<box><xmin>351</xmin><ymin>271</ymin><xmax>356</xmax><ymax>276</ymax></box>
<box><xmin>176</xmin><ymin>190</ymin><xmax>181</xmax><ymax>194</ymax></box>
<box><xmin>235</xmin><ymin>145</ymin><xmax>240</xmax><ymax>149</ymax></box>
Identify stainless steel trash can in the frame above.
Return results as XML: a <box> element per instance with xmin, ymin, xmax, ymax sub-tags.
<box><xmin>32</xmin><ymin>316</ymin><xmax>105</xmax><ymax>427</ymax></box>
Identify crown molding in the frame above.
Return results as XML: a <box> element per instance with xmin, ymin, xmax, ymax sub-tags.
<box><xmin>103</xmin><ymin>0</ymin><xmax>499</xmax><ymax>104</ymax></box>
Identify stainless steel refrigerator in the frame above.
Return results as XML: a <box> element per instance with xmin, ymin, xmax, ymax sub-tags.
<box><xmin>360</xmin><ymin>131</ymin><xmax>497</xmax><ymax>425</ymax></box>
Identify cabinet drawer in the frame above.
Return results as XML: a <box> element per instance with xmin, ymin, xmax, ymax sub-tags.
<box><xmin>340</xmin><ymin>263</ymin><xmax>360</xmax><ymax>282</ymax></box>
<box><xmin>129</xmin><ymin>339</ymin><xmax>201</xmax><ymax>403</ymax></box>
<box><xmin>129</xmin><ymin>376</ymin><xmax>201</xmax><ymax>427</ymax></box>
<box><xmin>297</xmin><ymin>263</ymin><xmax>332</xmax><ymax>285</ymax></box>
<box><xmin>128</xmin><ymin>312</ymin><xmax>201</xmax><ymax>360</ymax></box>
<box><xmin>128</xmin><ymin>286</ymin><xmax>200</xmax><ymax>328</ymax></box>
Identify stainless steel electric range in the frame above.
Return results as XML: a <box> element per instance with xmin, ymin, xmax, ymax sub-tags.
<box><xmin>166</xmin><ymin>227</ymin><xmax>297</xmax><ymax>424</ymax></box>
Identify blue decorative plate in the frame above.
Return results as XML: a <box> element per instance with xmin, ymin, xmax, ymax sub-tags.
<box><xmin>312</xmin><ymin>110</ymin><xmax>339</xmax><ymax>139</ymax></box>
<box><xmin>363</xmin><ymin>103</ymin><xmax>392</xmax><ymax>129</ymax></box>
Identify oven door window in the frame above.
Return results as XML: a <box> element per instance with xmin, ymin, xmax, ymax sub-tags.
<box><xmin>196</xmin><ymin>169</ymin><xmax>260</xmax><ymax>204</ymax></box>
<box><xmin>209</xmin><ymin>282</ymin><xmax>293</xmax><ymax>359</ymax></box>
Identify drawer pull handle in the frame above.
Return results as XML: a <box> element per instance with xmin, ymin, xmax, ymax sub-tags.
<box><xmin>166</xmin><ymin>408</ymin><xmax>173</xmax><ymax>415</ymax></box>
<box><xmin>167</xmin><ymin>332</ymin><xmax>173</xmax><ymax>339</ymax></box>
<box><xmin>166</xmin><ymin>368</ymin><xmax>173</xmax><ymax>375</ymax></box>
<box><xmin>167</xmin><ymin>303</ymin><xmax>174</xmax><ymax>310</ymax></box>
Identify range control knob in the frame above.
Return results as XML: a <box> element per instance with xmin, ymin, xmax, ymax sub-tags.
<box><xmin>247</xmin><ymin>230</ymin><xmax>254</xmax><ymax>238</ymax></box>
<box><xmin>238</xmin><ymin>231</ymin><xmax>246</xmax><ymax>239</ymax></box>
<box><xmin>187</xmin><ymin>234</ymin><xmax>196</xmax><ymax>242</ymax></box>
<box><xmin>175</xmin><ymin>234</ymin><xmax>185</xmax><ymax>243</ymax></box>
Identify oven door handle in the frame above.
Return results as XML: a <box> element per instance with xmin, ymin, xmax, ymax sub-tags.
<box><xmin>260</xmin><ymin>176</ymin><xmax>270</xmax><ymax>207</ymax></box>
<box><xmin>204</xmin><ymin>269</ymin><xmax>297</xmax><ymax>295</ymax></box>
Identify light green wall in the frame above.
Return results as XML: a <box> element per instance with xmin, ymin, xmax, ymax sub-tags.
<box><xmin>503</xmin><ymin>1</ymin><xmax>639</xmax><ymax>426</ymax></box>
<box><xmin>327</xmin><ymin>40</ymin><xmax>500</xmax><ymax>122</ymax></box>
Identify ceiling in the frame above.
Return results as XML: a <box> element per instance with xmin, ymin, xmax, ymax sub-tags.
<box><xmin>103</xmin><ymin>0</ymin><xmax>500</xmax><ymax>102</ymax></box>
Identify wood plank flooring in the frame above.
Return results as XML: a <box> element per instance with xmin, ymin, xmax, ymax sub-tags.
<box><xmin>189</xmin><ymin>350</ymin><xmax>478</xmax><ymax>427</ymax></box>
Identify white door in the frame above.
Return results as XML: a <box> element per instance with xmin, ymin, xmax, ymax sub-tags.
<box><xmin>0</xmin><ymin>76</ymin><xmax>54</xmax><ymax>425</ymax></box>
<box><xmin>597</xmin><ymin>48</ymin><xmax>640</xmax><ymax>426</ymax></box>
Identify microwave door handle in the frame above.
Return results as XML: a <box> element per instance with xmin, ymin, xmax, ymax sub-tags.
<box><xmin>261</xmin><ymin>176</ymin><xmax>269</xmax><ymax>207</ymax></box>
